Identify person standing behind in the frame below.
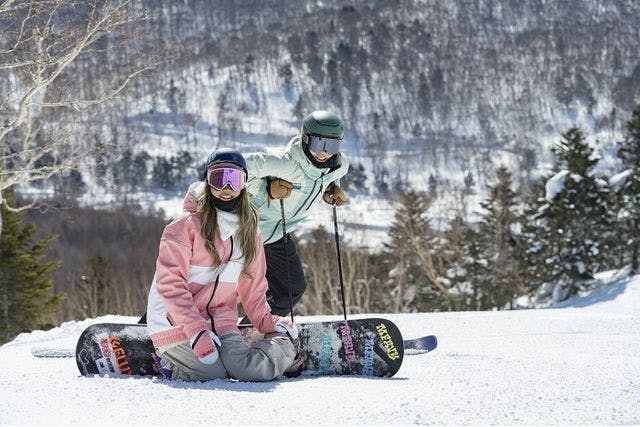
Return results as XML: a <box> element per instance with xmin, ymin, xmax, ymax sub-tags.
<box><xmin>146</xmin><ymin>148</ymin><xmax>299</xmax><ymax>381</ymax></box>
<box><xmin>241</xmin><ymin>110</ymin><xmax>350</xmax><ymax>322</ymax></box>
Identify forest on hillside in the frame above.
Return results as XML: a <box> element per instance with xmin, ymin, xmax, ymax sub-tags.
<box><xmin>2</xmin><ymin>103</ymin><xmax>639</xmax><ymax>344</ymax></box>
<box><xmin>2</xmin><ymin>1</ymin><xmax>640</xmax><ymax>343</ymax></box>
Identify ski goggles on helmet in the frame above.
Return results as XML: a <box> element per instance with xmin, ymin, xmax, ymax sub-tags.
<box><xmin>206</xmin><ymin>166</ymin><xmax>247</xmax><ymax>191</ymax></box>
<box><xmin>305</xmin><ymin>135</ymin><xmax>341</xmax><ymax>155</ymax></box>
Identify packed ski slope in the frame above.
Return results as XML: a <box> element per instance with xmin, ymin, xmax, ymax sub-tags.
<box><xmin>1</xmin><ymin>273</ymin><xmax>639</xmax><ymax>426</ymax></box>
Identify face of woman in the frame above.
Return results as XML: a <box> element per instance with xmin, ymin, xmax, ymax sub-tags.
<box><xmin>310</xmin><ymin>150</ymin><xmax>332</xmax><ymax>163</ymax></box>
<box><xmin>210</xmin><ymin>184</ymin><xmax>241</xmax><ymax>200</ymax></box>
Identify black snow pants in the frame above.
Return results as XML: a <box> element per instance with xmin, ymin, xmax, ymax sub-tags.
<box><xmin>263</xmin><ymin>233</ymin><xmax>308</xmax><ymax>316</ymax></box>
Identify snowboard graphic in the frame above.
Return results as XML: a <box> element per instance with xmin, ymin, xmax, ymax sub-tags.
<box><xmin>75</xmin><ymin>323</ymin><xmax>156</xmax><ymax>376</ymax></box>
<box><xmin>75</xmin><ymin>318</ymin><xmax>404</xmax><ymax>378</ymax></box>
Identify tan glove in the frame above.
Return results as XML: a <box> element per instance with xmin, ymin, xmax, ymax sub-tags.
<box><xmin>268</xmin><ymin>178</ymin><xmax>294</xmax><ymax>200</ymax></box>
<box><xmin>323</xmin><ymin>183</ymin><xmax>347</xmax><ymax>206</ymax></box>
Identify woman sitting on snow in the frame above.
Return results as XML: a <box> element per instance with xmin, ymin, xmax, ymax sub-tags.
<box><xmin>146</xmin><ymin>148</ymin><xmax>301</xmax><ymax>381</ymax></box>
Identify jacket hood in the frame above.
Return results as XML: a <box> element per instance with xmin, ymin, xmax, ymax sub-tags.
<box><xmin>183</xmin><ymin>181</ymin><xmax>206</xmax><ymax>213</ymax></box>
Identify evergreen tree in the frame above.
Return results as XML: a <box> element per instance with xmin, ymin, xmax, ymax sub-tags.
<box><xmin>132</xmin><ymin>152</ymin><xmax>151</xmax><ymax>190</ymax></box>
<box><xmin>464</xmin><ymin>171</ymin><xmax>475</xmax><ymax>194</ymax></box>
<box><xmin>0</xmin><ymin>189</ymin><xmax>62</xmax><ymax>344</ymax></box>
<box><xmin>386</xmin><ymin>190</ymin><xmax>453</xmax><ymax>311</ymax></box>
<box><xmin>53</xmin><ymin>169</ymin><xmax>86</xmax><ymax>201</ymax></box>
<box><xmin>386</xmin><ymin>190</ymin><xmax>428</xmax><ymax>310</ymax></box>
<box><xmin>520</xmin><ymin>180</ymin><xmax>557</xmax><ymax>298</ymax></box>
<box><xmin>341</xmin><ymin>162</ymin><xmax>367</xmax><ymax>193</ymax></box>
<box><xmin>615</xmin><ymin>104</ymin><xmax>640</xmax><ymax>273</ymax></box>
<box><xmin>152</xmin><ymin>157</ymin><xmax>176</xmax><ymax>191</ymax></box>
<box><xmin>113</xmin><ymin>150</ymin><xmax>149</xmax><ymax>195</ymax></box>
<box><xmin>475</xmin><ymin>167</ymin><xmax>528</xmax><ymax>309</ymax></box>
<box><xmin>442</xmin><ymin>214</ymin><xmax>484</xmax><ymax>310</ymax></box>
<box><xmin>112</xmin><ymin>149</ymin><xmax>134</xmax><ymax>202</ymax></box>
<box><xmin>172</xmin><ymin>151</ymin><xmax>196</xmax><ymax>187</ymax></box>
<box><xmin>428</xmin><ymin>174</ymin><xmax>438</xmax><ymax>198</ymax></box>
<box><xmin>522</xmin><ymin>127</ymin><xmax>613</xmax><ymax>302</ymax></box>
<box><xmin>374</xmin><ymin>166</ymin><xmax>390</xmax><ymax>197</ymax></box>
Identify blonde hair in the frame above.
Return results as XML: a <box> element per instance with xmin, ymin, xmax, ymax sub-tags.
<box><xmin>198</xmin><ymin>188</ymin><xmax>259</xmax><ymax>275</ymax></box>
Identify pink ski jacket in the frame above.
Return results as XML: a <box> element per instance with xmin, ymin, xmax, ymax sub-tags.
<box><xmin>147</xmin><ymin>182</ymin><xmax>281</xmax><ymax>348</ymax></box>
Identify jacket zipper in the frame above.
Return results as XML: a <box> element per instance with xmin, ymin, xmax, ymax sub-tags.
<box><xmin>205</xmin><ymin>276</ymin><xmax>220</xmax><ymax>333</ymax></box>
<box><xmin>265</xmin><ymin>219</ymin><xmax>282</xmax><ymax>243</ymax></box>
<box><xmin>205</xmin><ymin>236</ymin><xmax>233</xmax><ymax>333</ymax></box>
<box><xmin>292</xmin><ymin>172</ymin><xmax>326</xmax><ymax>217</ymax></box>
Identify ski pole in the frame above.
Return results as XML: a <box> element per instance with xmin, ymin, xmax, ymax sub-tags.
<box><xmin>280</xmin><ymin>199</ymin><xmax>295</xmax><ymax>323</ymax></box>
<box><xmin>332</xmin><ymin>201</ymin><xmax>348</xmax><ymax>320</ymax></box>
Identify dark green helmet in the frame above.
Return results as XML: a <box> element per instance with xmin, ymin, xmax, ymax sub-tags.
<box><xmin>301</xmin><ymin>110</ymin><xmax>344</xmax><ymax>140</ymax></box>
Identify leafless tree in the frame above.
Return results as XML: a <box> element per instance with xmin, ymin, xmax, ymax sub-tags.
<box><xmin>0</xmin><ymin>0</ymin><xmax>157</xmax><ymax>235</ymax></box>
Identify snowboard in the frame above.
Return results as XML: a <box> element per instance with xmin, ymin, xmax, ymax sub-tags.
<box><xmin>75</xmin><ymin>318</ymin><xmax>405</xmax><ymax>378</ymax></box>
<box><xmin>404</xmin><ymin>335</ymin><xmax>438</xmax><ymax>353</ymax></box>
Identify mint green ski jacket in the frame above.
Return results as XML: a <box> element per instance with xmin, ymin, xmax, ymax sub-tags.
<box><xmin>244</xmin><ymin>135</ymin><xmax>349</xmax><ymax>244</ymax></box>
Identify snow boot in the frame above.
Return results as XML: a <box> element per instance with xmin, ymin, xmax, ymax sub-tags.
<box><xmin>283</xmin><ymin>336</ymin><xmax>306</xmax><ymax>378</ymax></box>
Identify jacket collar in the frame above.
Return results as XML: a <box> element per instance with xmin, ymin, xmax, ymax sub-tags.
<box><xmin>216</xmin><ymin>209</ymin><xmax>239</xmax><ymax>240</ymax></box>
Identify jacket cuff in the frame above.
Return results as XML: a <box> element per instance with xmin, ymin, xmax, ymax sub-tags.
<box><xmin>182</xmin><ymin>319</ymin><xmax>211</xmax><ymax>339</ymax></box>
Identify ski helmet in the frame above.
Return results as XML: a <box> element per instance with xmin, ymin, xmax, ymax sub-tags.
<box><xmin>301</xmin><ymin>111</ymin><xmax>344</xmax><ymax>140</ymax></box>
<box><xmin>203</xmin><ymin>148</ymin><xmax>247</xmax><ymax>179</ymax></box>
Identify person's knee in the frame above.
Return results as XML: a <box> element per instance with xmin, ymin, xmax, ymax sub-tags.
<box><xmin>221</xmin><ymin>334</ymin><xmax>295</xmax><ymax>381</ymax></box>
<box><xmin>159</xmin><ymin>344</ymin><xmax>227</xmax><ymax>381</ymax></box>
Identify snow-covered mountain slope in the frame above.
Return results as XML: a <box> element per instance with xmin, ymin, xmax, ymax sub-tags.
<box><xmin>1</xmin><ymin>275</ymin><xmax>638</xmax><ymax>425</ymax></box>
<box><xmin>12</xmin><ymin>0</ymin><xmax>640</xmax><ymax>239</ymax></box>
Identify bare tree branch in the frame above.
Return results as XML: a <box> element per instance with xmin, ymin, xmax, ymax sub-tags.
<box><xmin>0</xmin><ymin>0</ymin><xmax>158</xmax><ymax>235</ymax></box>
<box><xmin>35</xmin><ymin>64</ymin><xmax>157</xmax><ymax>108</ymax></box>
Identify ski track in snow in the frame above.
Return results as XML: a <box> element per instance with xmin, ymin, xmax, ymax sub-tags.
<box><xmin>1</xmin><ymin>277</ymin><xmax>639</xmax><ymax>425</ymax></box>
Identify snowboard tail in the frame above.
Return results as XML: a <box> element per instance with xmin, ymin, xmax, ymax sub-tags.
<box><xmin>75</xmin><ymin>317</ymin><xmax>405</xmax><ymax>378</ymax></box>
<box><xmin>75</xmin><ymin>323</ymin><xmax>156</xmax><ymax>376</ymax></box>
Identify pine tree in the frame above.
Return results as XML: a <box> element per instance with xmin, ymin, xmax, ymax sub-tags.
<box><xmin>615</xmin><ymin>104</ymin><xmax>640</xmax><ymax>273</ymax></box>
<box><xmin>464</xmin><ymin>171</ymin><xmax>475</xmax><ymax>195</ymax></box>
<box><xmin>173</xmin><ymin>151</ymin><xmax>196</xmax><ymax>187</ymax></box>
<box><xmin>474</xmin><ymin>167</ymin><xmax>528</xmax><ymax>309</ymax></box>
<box><xmin>0</xmin><ymin>189</ymin><xmax>62</xmax><ymax>344</ymax></box>
<box><xmin>152</xmin><ymin>157</ymin><xmax>175</xmax><ymax>191</ymax></box>
<box><xmin>341</xmin><ymin>162</ymin><xmax>367</xmax><ymax>193</ymax></box>
<box><xmin>442</xmin><ymin>214</ymin><xmax>484</xmax><ymax>310</ymax></box>
<box><xmin>522</xmin><ymin>127</ymin><xmax>613</xmax><ymax>302</ymax></box>
<box><xmin>386</xmin><ymin>190</ymin><xmax>453</xmax><ymax>311</ymax></box>
<box><xmin>520</xmin><ymin>180</ymin><xmax>554</xmax><ymax>292</ymax></box>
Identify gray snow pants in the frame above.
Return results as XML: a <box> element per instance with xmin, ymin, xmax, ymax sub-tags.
<box><xmin>156</xmin><ymin>332</ymin><xmax>295</xmax><ymax>382</ymax></box>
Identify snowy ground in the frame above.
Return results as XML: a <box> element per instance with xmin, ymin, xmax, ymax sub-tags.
<box><xmin>1</xmin><ymin>275</ymin><xmax>639</xmax><ymax>426</ymax></box>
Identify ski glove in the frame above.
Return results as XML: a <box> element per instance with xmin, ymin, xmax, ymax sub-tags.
<box><xmin>267</xmin><ymin>178</ymin><xmax>294</xmax><ymax>200</ymax></box>
<box><xmin>275</xmin><ymin>317</ymin><xmax>299</xmax><ymax>340</ymax></box>
<box><xmin>322</xmin><ymin>183</ymin><xmax>347</xmax><ymax>206</ymax></box>
<box><xmin>190</xmin><ymin>330</ymin><xmax>222</xmax><ymax>365</ymax></box>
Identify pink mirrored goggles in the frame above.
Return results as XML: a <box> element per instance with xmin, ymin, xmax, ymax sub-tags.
<box><xmin>206</xmin><ymin>166</ymin><xmax>247</xmax><ymax>191</ymax></box>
